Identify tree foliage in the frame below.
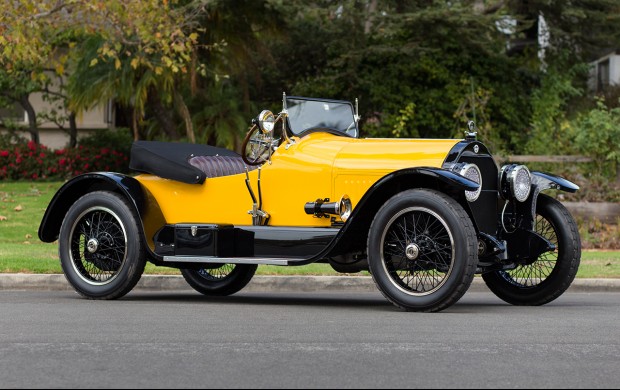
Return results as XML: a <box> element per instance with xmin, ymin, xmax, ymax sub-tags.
<box><xmin>1</xmin><ymin>0</ymin><xmax>619</xmax><ymax>157</ymax></box>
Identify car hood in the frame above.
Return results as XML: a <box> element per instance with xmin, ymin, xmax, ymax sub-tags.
<box><xmin>333</xmin><ymin>138</ymin><xmax>461</xmax><ymax>175</ymax></box>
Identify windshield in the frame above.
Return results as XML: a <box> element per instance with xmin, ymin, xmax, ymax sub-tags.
<box><xmin>286</xmin><ymin>97</ymin><xmax>358</xmax><ymax>138</ymax></box>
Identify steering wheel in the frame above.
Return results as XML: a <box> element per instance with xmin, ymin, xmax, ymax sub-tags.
<box><xmin>241</xmin><ymin>125</ymin><xmax>275</xmax><ymax>166</ymax></box>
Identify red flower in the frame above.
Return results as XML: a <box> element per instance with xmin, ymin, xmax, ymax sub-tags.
<box><xmin>59</xmin><ymin>158</ymin><xmax>67</xmax><ymax>166</ymax></box>
<box><xmin>83</xmin><ymin>163</ymin><xmax>90</xmax><ymax>170</ymax></box>
<box><xmin>55</xmin><ymin>149</ymin><xmax>65</xmax><ymax>155</ymax></box>
<box><xmin>15</xmin><ymin>157</ymin><xmax>22</xmax><ymax>164</ymax></box>
<box><xmin>27</xmin><ymin>141</ymin><xmax>36</xmax><ymax>151</ymax></box>
<box><xmin>0</xmin><ymin>150</ymin><xmax>8</xmax><ymax>157</ymax></box>
<box><xmin>39</xmin><ymin>152</ymin><xmax>45</xmax><ymax>158</ymax></box>
<box><xmin>32</xmin><ymin>173</ymin><xmax>38</xmax><ymax>179</ymax></box>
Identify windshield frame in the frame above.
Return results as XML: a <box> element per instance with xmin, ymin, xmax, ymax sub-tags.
<box><xmin>285</xmin><ymin>96</ymin><xmax>359</xmax><ymax>138</ymax></box>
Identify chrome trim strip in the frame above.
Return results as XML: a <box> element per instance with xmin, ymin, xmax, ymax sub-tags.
<box><xmin>163</xmin><ymin>256</ymin><xmax>290</xmax><ymax>266</ymax></box>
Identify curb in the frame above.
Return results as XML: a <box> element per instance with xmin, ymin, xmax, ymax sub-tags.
<box><xmin>1</xmin><ymin>274</ymin><xmax>620</xmax><ymax>293</ymax></box>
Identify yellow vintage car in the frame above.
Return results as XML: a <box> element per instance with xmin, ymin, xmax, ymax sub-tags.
<box><xmin>39</xmin><ymin>94</ymin><xmax>581</xmax><ymax>312</ymax></box>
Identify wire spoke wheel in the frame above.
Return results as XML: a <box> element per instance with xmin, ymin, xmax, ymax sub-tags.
<box><xmin>181</xmin><ymin>264</ymin><xmax>257</xmax><ymax>297</ymax></box>
<box><xmin>381</xmin><ymin>207</ymin><xmax>455</xmax><ymax>296</ymax></box>
<box><xmin>59</xmin><ymin>191</ymin><xmax>146</xmax><ymax>300</ymax></box>
<box><xmin>198</xmin><ymin>264</ymin><xmax>237</xmax><ymax>281</ymax></box>
<box><xmin>69</xmin><ymin>207</ymin><xmax>127</xmax><ymax>286</ymax></box>
<box><xmin>368</xmin><ymin>189</ymin><xmax>477</xmax><ymax>312</ymax></box>
<box><xmin>499</xmin><ymin>215</ymin><xmax>559</xmax><ymax>288</ymax></box>
<box><xmin>482</xmin><ymin>194</ymin><xmax>581</xmax><ymax>306</ymax></box>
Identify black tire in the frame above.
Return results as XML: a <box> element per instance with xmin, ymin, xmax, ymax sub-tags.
<box><xmin>482</xmin><ymin>194</ymin><xmax>581</xmax><ymax>306</ymax></box>
<box><xmin>367</xmin><ymin>189</ymin><xmax>478</xmax><ymax>312</ymax></box>
<box><xmin>58</xmin><ymin>191</ymin><xmax>146</xmax><ymax>299</ymax></box>
<box><xmin>181</xmin><ymin>264</ymin><xmax>257</xmax><ymax>296</ymax></box>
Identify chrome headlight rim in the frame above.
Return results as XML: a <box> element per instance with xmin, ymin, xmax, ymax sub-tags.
<box><xmin>257</xmin><ymin>110</ymin><xmax>275</xmax><ymax>134</ymax></box>
<box><xmin>502</xmin><ymin>164</ymin><xmax>532</xmax><ymax>202</ymax></box>
<box><xmin>453</xmin><ymin>163</ymin><xmax>482</xmax><ymax>202</ymax></box>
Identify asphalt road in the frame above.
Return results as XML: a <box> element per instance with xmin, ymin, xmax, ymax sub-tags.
<box><xmin>1</xmin><ymin>290</ymin><xmax>619</xmax><ymax>389</ymax></box>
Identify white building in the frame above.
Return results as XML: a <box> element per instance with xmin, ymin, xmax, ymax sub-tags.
<box><xmin>0</xmin><ymin>73</ymin><xmax>114</xmax><ymax>150</ymax></box>
<box><xmin>589</xmin><ymin>50</ymin><xmax>620</xmax><ymax>92</ymax></box>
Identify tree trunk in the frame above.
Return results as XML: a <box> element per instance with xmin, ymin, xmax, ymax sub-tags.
<box><xmin>19</xmin><ymin>95</ymin><xmax>39</xmax><ymax>145</ymax></box>
<box><xmin>68</xmin><ymin>111</ymin><xmax>78</xmax><ymax>148</ymax></box>
<box><xmin>364</xmin><ymin>0</ymin><xmax>379</xmax><ymax>34</ymax></box>
<box><xmin>149</xmin><ymin>94</ymin><xmax>179</xmax><ymax>140</ymax></box>
<box><xmin>132</xmin><ymin>109</ymin><xmax>140</xmax><ymax>142</ymax></box>
<box><xmin>174</xmin><ymin>90</ymin><xmax>195</xmax><ymax>144</ymax></box>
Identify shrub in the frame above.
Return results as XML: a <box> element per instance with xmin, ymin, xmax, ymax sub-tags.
<box><xmin>572</xmin><ymin>100</ymin><xmax>620</xmax><ymax>181</ymax></box>
<box><xmin>0</xmin><ymin>140</ymin><xmax>130</xmax><ymax>181</ymax></box>
<box><xmin>78</xmin><ymin>128</ymin><xmax>133</xmax><ymax>157</ymax></box>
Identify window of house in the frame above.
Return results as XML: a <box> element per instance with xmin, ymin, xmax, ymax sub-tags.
<box><xmin>0</xmin><ymin>103</ymin><xmax>26</xmax><ymax>124</ymax></box>
<box><xmin>598</xmin><ymin>59</ymin><xmax>610</xmax><ymax>92</ymax></box>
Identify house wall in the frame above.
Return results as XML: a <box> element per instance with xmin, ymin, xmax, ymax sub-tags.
<box><xmin>589</xmin><ymin>52</ymin><xmax>620</xmax><ymax>91</ymax></box>
<box><xmin>1</xmin><ymin>93</ymin><xmax>113</xmax><ymax>150</ymax></box>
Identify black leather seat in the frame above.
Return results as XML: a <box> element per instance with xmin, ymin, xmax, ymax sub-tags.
<box><xmin>130</xmin><ymin>141</ymin><xmax>248</xmax><ymax>184</ymax></box>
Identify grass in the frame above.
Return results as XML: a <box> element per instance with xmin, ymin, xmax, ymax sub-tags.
<box><xmin>1</xmin><ymin>181</ymin><xmax>619</xmax><ymax>278</ymax></box>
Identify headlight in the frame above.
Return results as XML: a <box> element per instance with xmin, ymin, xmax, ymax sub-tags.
<box><xmin>453</xmin><ymin>163</ymin><xmax>482</xmax><ymax>202</ymax></box>
<box><xmin>257</xmin><ymin>110</ymin><xmax>275</xmax><ymax>134</ymax></box>
<box><xmin>501</xmin><ymin>164</ymin><xmax>532</xmax><ymax>202</ymax></box>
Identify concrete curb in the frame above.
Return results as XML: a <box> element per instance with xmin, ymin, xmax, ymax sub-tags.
<box><xmin>1</xmin><ymin>274</ymin><xmax>620</xmax><ymax>293</ymax></box>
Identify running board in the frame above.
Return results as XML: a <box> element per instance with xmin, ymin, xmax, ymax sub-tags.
<box><xmin>162</xmin><ymin>256</ymin><xmax>291</xmax><ymax>266</ymax></box>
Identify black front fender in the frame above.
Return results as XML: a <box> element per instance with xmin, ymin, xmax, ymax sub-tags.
<box><xmin>323</xmin><ymin>167</ymin><xmax>479</xmax><ymax>257</ymax></box>
<box><xmin>532</xmin><ymin>171</ymin><xmax>579</xmax><ymax>193</ymax></box>
<box><xmin>38</xmin><ymin>173</ymin><xmax>147</xmax><ymax>243</ymax></box>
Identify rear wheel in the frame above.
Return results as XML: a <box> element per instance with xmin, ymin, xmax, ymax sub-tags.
<box><xmin>367</xmin><ymin>189</ymin><xmax>477</xmax><ymax>312</ymax></box>
<box><xmin>181</xmin><ymin>264</ymin><xmax>257</xmax><ymax>296</ymax></box>
<box><xmin>482</xmin><ymin>195</ymin><xmax>581</xmax><ymax>305</ymax></box>
<box><xmin>58</xmin><ymin>191</ymin><xmax>146</xmax><ymax>299</ymax></box>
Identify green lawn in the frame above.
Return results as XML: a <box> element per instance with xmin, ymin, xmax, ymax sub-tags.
<box><xmin>1</xmin><ymin>181</ymin><xmax>619</xmax><ymax>277</ymax></box>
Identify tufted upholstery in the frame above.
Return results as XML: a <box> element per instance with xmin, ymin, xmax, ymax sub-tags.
<box><xmin>188</xmin><ymin>155</ymin><xmax>256</xmax><ymax>179</ymax></box>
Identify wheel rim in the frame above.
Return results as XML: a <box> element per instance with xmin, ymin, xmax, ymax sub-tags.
<box><xmin>380</xmin><ymin>207</ymin><xmax>455</xmax><ymax>296</ymax></box>
<box><xmin>198</xmin><ymin>264</ymin><xmax>236</xmax><ymax>281</ymax></box>
<box><xmin>69</xmin><ymin>207</ymin><xmax>128</xmax><ymax>286</ymax></box>
<box><xmin>499</xmin><ymin>214</ymin><xmax>559</xmax><ymax>287</ymax></box>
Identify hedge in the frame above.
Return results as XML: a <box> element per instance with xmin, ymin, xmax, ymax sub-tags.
<box><xmin>0</xmin><ymin>141</ymin><xmax>130</xmax><ymax>181</ymax></box>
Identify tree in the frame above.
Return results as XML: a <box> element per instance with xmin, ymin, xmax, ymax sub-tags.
<box><xmin>187</xmin><ymin>0</ymin><xmax>284</xmax><ymax>149</ymax></box>
<box><xmin>0</xmin><ymin>69</ymin><xmax>43</xmax><ymax>144</ymax></box>
<box><xmin>0</xmin><ymin>0</ymin><xmax>206</xmax><ymax>142</ymax></box>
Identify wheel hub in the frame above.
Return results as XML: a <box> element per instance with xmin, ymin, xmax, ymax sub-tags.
<box><xmin>87</xmin><ymin>238</ymin><xmax>99</xmax><ymax>253</ymax></box>
<box><xmin>405</xmin><ymin>243</ymin><xmax>420</xmax><ymax>260</ymax></box>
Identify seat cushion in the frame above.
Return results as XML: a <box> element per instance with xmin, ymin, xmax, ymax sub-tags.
<box><xmin>188</xmin><ymin>155</ymin><xmax>256</xmax><ymax>179</ymax></box>
<box><xmin>130</xmin><ymin>141</ymin><xmax>240</xmax><ymax>184</ymax></box>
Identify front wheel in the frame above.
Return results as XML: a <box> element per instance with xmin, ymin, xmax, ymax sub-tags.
<box><xmin>58</xmin><ymin>191</ymin><xmax>146</xmax><ymax>299</ymax></box>
<box><xmin>367</xmin><ymin>189</ymin><xmax>478</xmax><ymax>312</ymax></box>
<box><xmin>482</xmin><ymin>195</ymin><xmax>581</xmax><ymax>306</ymax></box>
<box><xmin>181</xmin><ymin>264</ymin><xmax>257</xmax><ymax>296</ymax></box>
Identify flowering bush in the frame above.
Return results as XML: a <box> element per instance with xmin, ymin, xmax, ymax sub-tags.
<box><xmin>0</xmin><ymin>141</ymin><xmax>130</xmax><ymax>181</ymax></box>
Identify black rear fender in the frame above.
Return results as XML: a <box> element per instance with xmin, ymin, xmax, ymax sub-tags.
<box><xmin>38</xmin><ymin>173</ymin><xmax>164</xmax><ymax>256</ymax></box>
<box><xmin>327</xmin><ymin>168</ymin><xmax>478</xmax><ymax>256</ymax></box>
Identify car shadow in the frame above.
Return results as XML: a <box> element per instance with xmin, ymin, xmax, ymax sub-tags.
<box><xmin>122</xmin><ymin>290</ymin><xmax>393</xmax><ymax>309</ymax></box>
<box><xmin>116</xmin><ymin>290</ymin><xmax>562</xmax><ymax>313</ymax></box>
